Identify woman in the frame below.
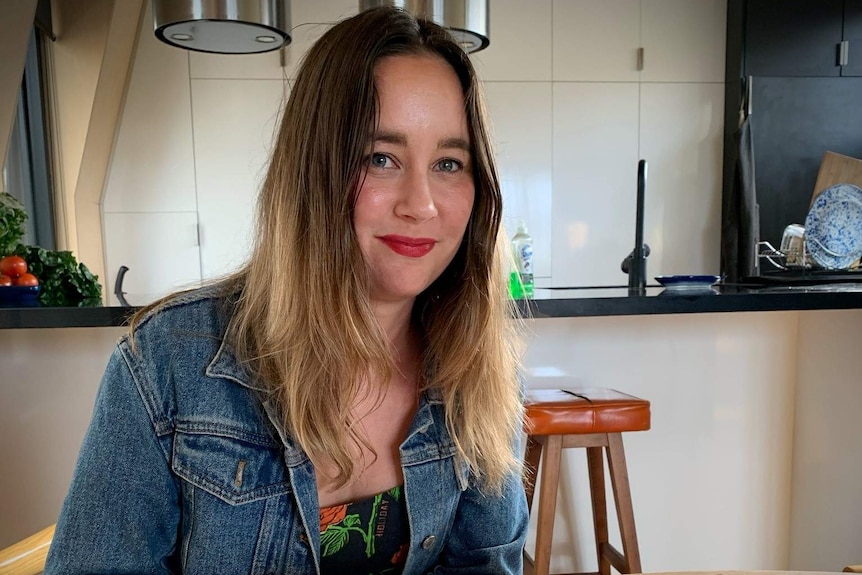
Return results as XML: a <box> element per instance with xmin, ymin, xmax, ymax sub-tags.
<box><xmin>45</xmin><ymin>6</ymin><xmax>527</xmax><ymax>574</ymax></box>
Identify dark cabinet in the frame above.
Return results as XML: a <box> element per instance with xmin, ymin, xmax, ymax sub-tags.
<box><xmin>746</xmin><ymin>0</ymin><xmax>844</xmax><ymax>77</ymax></box>
<box><xmin>750</xmin><ymin>77</ymin><xmax>862</xmax><ymax>247</ymax></box>
<box><xmin>845</xmin><ymin>0</ymin><xmax>862</xmax><ymax>76</ymax></box>
<box><xmin>722</xmin><ymin>0</ymin><xmax>862</xmax><ymax>279</ymax></box>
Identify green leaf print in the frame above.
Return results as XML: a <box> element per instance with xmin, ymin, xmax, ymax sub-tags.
<box><xmin>320</xmin><ymin>512</ymin><xmax>380</xmax><ymax>557</ymax></box>
<box><xmin>364</xmin><ymin>493</ymin><xmax>383</xmax><ymax>558</ymax></box>
<box><xmin>320</xmin><ymin>525</ymin><xmax>349</xmax><ymax>556</ymax></box>
<box><xmin>320</xmin><ymin>490</ymin><xmax>401</xmax><ymax>562</ymax></box>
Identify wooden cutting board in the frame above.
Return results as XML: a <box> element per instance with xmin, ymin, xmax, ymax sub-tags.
<box><xmin>811</xmin><ymin>151</ymin><xmax>862</xmax><ymax>205</ymax></box>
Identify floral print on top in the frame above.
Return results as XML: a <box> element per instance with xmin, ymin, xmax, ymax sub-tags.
<box><xmin>319</xmin><ymin>485</ymin><xmax>409</xmax><ymax>575</ymax></box>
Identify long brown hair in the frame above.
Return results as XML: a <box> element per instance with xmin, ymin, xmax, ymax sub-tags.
<box><xmin>133</xmin><ymin>6</ymin><xmax>523</xmax><ymax>493</ymax></box>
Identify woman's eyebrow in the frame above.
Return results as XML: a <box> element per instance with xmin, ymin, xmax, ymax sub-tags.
<box><xmin>371</xmin><ymin>130</ymin><xmax>407</xmax><ymax>146</ymax></box>
<box><xmin>438</xmin><ymin>137</ymin><xmax>470</xmax><ymax>152</ymax></box>
<box><xmin>370</xmin><ymin>132</ymin><xmax>470</xmax><ymax>152</ymax></box>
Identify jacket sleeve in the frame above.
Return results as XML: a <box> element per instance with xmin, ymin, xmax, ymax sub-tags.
<box><xmin>431</xmin><ymin>468</ymin><xmax>529</xmax><ymax>574</ymax></box>
<box><xmin>44</xmin><ymin>342</ymin><xmax>181</xmax><ymax>574</ymax></box>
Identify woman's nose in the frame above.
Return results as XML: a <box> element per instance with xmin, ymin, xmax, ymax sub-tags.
<box><xmin>394</xmin><ymin>169</ymin><xmax>438</xmax><ymax>222</ymax></box>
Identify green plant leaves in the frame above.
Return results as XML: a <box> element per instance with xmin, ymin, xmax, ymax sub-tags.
<box><xmin>12</xmin><ymin>244</ymin><xmax>102</xmax><ymax>307</ymax></box>
<box><xmin>0</xmin><ymin>195</ymin><xmax>102</xmax><ymax>307</ymax></box>
<box><xmin>0</xmin><ymin>193</ymin><xmax>28</xmax><ymax>255</ymax></box>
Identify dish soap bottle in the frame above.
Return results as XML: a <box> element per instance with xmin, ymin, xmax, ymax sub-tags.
<box><xmin>511</xmin><ymin>220</ymin><xmax>534</xmax><ymax>299</ymax></box>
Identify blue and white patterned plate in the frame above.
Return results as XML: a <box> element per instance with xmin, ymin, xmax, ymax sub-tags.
<box><xmin>804</xmin><ymin>183</ymin><xmax>862</xmax><ymax>270</ymax></box>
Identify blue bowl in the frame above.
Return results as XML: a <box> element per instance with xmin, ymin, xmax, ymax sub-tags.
<box><xmin>0</xmin><ymin>284</ymin><xmax>41</xmax><ymax>307</ymax></box>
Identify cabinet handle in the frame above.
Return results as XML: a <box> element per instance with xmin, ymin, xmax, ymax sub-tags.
<box><xmin>637</xmin><ymin>47</ymin><xmax>644</xmax><ymax>71</ymax></box>
<box><xmin>839</xmin><ymin>40</ymin><xmax>849</xmax><ymax>67</ymax></box>
<box><xmin>747</xmin><ymin>75</ymin><xmax>753</xmax><ymax>117</ymax></box>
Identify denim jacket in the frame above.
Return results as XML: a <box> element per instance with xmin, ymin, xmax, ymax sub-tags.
<box><xmin>45</xmin><ymin>287</ymin><xmax>528</xmax><ymax>574</ymax></box>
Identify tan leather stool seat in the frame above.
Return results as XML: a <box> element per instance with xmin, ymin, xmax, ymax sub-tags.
<box><xmin>523</xmin><ymin>388</ymin><xmax>650</xmax><ymax>575</ymax></box>
<box><xmin>525</xmin><ymin>388</ymin><xmax>651</xmax><ymax>436</ymax></box>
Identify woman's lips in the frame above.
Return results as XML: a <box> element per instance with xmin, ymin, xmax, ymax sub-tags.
<box><xmin>379</xmin><ymin>235</ymin><xmax>436</xmax><ymax>257</ymax></box>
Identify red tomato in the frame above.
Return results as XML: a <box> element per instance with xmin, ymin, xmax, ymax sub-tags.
<box><xmin>14</xmin><ymin>273</ymin><xmax>39</xmax><ymax>287</ymax></box>
<box><xmin>0</xmin><ymin>275</ymin><xmax>11</xmax><ymax>287</ymax></box>
<box><xmin>0</xmin><ymin>255</ymin><xmax>27</xmax><ymax>278</ymax></box>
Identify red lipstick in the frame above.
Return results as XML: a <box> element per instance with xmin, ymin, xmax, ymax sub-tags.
<box><xmin>379</xmin><ymin>235</ymin><xmax>436</xmax><ymax>257</ymax></box>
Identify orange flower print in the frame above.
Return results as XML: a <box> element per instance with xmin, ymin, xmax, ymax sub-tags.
<box><xmin>319</xmin><ymin>504</ymin><xmax>348</xmax><ymax>533</ymax></box>
<box><xmin>391</xmin><ymin>543</ymin><xmax>408</xmax><ymax>565</ymax></box>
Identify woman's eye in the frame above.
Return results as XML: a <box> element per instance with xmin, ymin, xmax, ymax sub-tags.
<box><xmin>436</xmin><ymin>158</ymin><xmax>463</xmax><ymax>173</ymax></box>
<box><xmin>369</xmin><ymin>153</ymin><xmax>392</xmax><ymax>169</ymax></box>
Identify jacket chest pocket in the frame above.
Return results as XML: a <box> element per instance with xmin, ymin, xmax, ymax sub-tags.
<box><xmin>172</xmin><ymin>431</ymin><xmax>300</xmax><ymax>575</ymax></box>
<box><xmin>172</xmin><ymin>431</ymin><xmax>291</xmax><ymax>504</ymax></box>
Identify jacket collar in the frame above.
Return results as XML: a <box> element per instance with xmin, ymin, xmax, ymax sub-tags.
<box><xmin>204</xmin><ymin>334</ymin><xmax>453</xmax><ymax>466</ymax></box>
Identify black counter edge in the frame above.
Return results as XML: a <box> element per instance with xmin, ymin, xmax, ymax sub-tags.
<box><xmin>516</xmin><ymin>290</ymin><xmax>862</xmax><ymax>319</ymax></box>
<box><xmin>3</xmin><ymin>290</ymin><xmax>862</xmax><ymax>329</ymax></box>
<box><xmin>0</xmin><ymin>306</ymin><xmax>137</xmax><ymax>329</ymax></box>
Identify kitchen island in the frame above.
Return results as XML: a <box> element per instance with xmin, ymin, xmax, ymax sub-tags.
<box><xmin>1</xmin><ymin>291</ymin><xmax>859</xmax><ymax>572</ymax></box>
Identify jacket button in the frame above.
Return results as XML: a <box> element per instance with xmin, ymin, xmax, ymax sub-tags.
<box><xmin>421</xmin><ymin>535</ymin><xmax>436</xmax><ymax>550</ymax></box>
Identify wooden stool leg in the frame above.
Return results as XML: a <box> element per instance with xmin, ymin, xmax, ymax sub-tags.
<box><xmin>524</xmin><ymin>435</ymin><xmax>543</xmax><ymax>513</ymax></box>
<box><xmin>587</xmin><ymin>445</ymin><xmax>610</xmax><ymax>575</ymax></box>
<box><xmin>533</xmin><ymin>434</ymin><xmax>563</xmax><ymax>575</ymax></box>
<box><xmin>606</xmin><ymin>433</ymin><xmax>642</xmax><ymax>574</ymax></box>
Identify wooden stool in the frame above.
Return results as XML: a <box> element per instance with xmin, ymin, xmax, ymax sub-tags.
<box><xmin>523</xmin><ymin>388</ymin><xmax>651</xmax><ymax>575</ymax></box>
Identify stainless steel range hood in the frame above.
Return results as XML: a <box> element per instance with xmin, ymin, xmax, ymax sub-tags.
<box><xmin>359</xmin><ymin>0</ymin><xmax>489</xmax><ymax>53</ymax></box>
<box><xmin>152</xmin><ymin>0</ymin><xmax>291</xmax><ymax>55</ymax></box>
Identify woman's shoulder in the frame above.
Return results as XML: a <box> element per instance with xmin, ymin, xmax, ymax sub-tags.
<box><xmin>133</xmin><ymin>283</ymin><xmax>235</xmax><ymax>333</ymax></box>
<box><xmin>124</xmin><ymin>282</ymin><xmax>239</xmax><ymax>358</ymax></box>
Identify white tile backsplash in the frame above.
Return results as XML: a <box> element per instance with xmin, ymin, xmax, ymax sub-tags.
<box><xmin>103</xmin><ymin>1</ymin><xmax>196</xmax><ymax>214</ymax></box>
<box><xmin>483</xmin><ymin>82</ymin><xmax>553</xmax><ymax>278</ymax></box>
<box><xmin>103</xmin><ymin>212</ymin><xmax>202</xmax><ymax>306</ymax></box>
<box><xmin>471</xmin><ymin>0</ymin><xmax>552</xmax><ymax>82</ymax></box>
<box><xmin>639</xmin><ymin>82</ymin><xmax>725</xmax><ymax>276</ymax></box>
<box><xmin>103</xmin><ymin>0</ymin><xmax>728</xmax><ymax>293</ymax></box>
<box><xmin>191</xmin><ymin>79</ymin><xmax>286</xmax><ymax>279</ymax></box>
<box><xmin>641</xmin><ymin>0</ymin><xmax>727</xmax><ymax>83</ymax></box>
<box><xmin>552</xmin><ymin>82</ymin><xmax>640</xmax><ymax>287</ymax></box>
<box><xmin>552</xmin><ymin>0</ymin><xmax>641</xmax><ymax>82</ymax></box>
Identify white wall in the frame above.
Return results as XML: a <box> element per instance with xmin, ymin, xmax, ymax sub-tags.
<box><xmin>102</xmin><ymin>0</ymin><xmax>727</xmax><ymax>305</ymax></box>
<box><xmin>789</xmin><ymin>310</ymin><xmax>862</xmax><ymax>571</ymax></box>
<box><xmin>3</xmin><ymin>312</ymin><xmax>861</xmax><ymax>571</ymax></box>
<box><xmin>0</xmin><ymin>326</ymin><xmax>124</xmax><ymax>547</ymax></box>
<box><xmin>0</xmin><ymin>310</ymin><xmax>800</xmax><ymax>570</ymax></box>
<box><xmin>521</xmin><ymin>312</ymin><xmax>797</xmax><ymax>571</ymax></box>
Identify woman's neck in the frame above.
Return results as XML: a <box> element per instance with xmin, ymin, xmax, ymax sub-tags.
<box><xmin>371</xmin><ymin>297</ymin><xmax>416</xmax><ymax>357</ymax></box>
<box><xmin>368</xmin><ymin>298</ymin><xmax>425</xmax><ymax>392</ymax></box>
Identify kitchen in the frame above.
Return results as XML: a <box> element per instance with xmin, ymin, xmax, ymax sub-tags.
<box><xmin>1</xmin><ymin>0</ymin><xmax>861</xmax><ymax>572</ymax></box>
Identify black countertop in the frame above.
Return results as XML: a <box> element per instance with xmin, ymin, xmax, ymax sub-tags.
<box><xmin>3</xmin><ymin>284</ymin><xmax>862</xmax><ymax>329</ymax></box>
<box><xmin>520</xmin><ymin>284</ymin><xmax>862</xmax><ymax>318</ymax></box>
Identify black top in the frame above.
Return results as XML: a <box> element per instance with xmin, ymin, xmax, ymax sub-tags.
<box><xmin>319</xmin><ymin>485</ymin><xmax>409</xmax><ymax>575</ymax></box>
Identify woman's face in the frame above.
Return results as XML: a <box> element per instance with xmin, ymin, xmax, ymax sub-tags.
<box><xmin>354</xmin><ymin>54</ymin><xmax>475</xmax><ymax>306</ymax></box>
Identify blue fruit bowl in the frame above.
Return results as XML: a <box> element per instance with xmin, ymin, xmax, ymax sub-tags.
<box><xmin>0</xmin><ymin>285</ymin><xmax>41</xmax><ymax>307</ymax></box>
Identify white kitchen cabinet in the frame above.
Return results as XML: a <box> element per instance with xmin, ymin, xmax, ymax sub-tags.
<box><xmin>552</xmin><ymin>83</ymin><xmax>640</xmax><ymax>287</ymax></box>
<box><xmin>640</xmin><ymin>0</ymin><xmax>727</xmax><ymax>83</ymax></box>
<box><xmin>639</xmin><ymin>82</ymin><xmax>725</xmax><ymax>277</ymax></box>
<box><xmin>189</xmin><ymin>0</ymin><xmax>358</xmax><ymax>80</ymax></box>
<box><xmin>551</xmin><ymin>0</ymin><xmax>726</xmax><ymax>83</ymax></box>
<box><xmin>483</xmin><ymin>82</ymin><xmax>553</xmax><ymax>278</ymax></box>
<box><xmin>191</xmin><ymin>79</ymin><xmax>286</xmax><ymax>280</ymax></box>
<box><xmin>471</xmin><ymin>0</ymin><xmax>552</xmax><ymax>82</ymax></box>
<box><xmin>103</xmin><ymin>212</ymin><xmax>202</xmax><ymax>306</ymax></box>
<box><xmin>552</xmin><ymin>0</ymin><xmax>641</xmax><ymax>82</ymax></box>
<box><xmin>100</xmin><ymin>0</ymin><xmax>728</xmax><ymax>296</ymax></box>
<box><xmin>103</xmin><ymin>1</ymin><xmax>196</xmax><ymax>214</ymax></box>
